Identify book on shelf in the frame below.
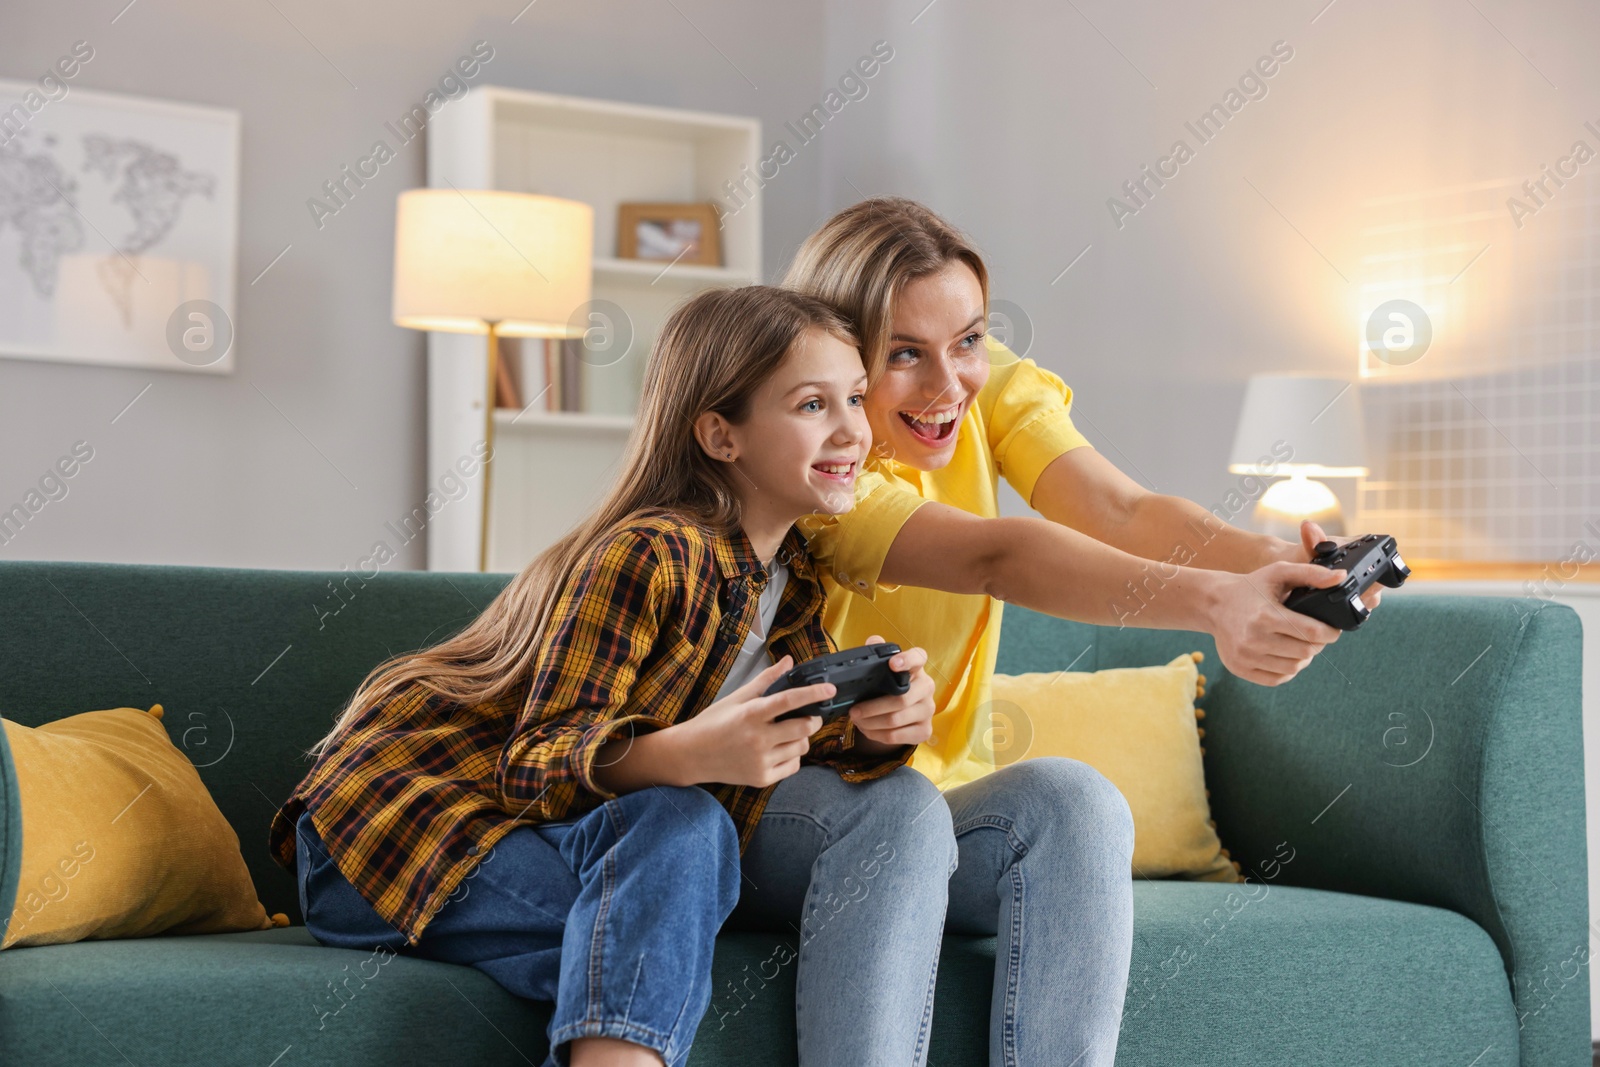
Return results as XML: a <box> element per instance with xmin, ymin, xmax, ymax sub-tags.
<box><xmin>494</xmin><ymin>339</ymin><xmax>522</xmax><ymax>410</ymax></box>
<box><xmin>498</xmin><ymin>338</ymin><xmax>586</xmax><ymax>414</ymax></box>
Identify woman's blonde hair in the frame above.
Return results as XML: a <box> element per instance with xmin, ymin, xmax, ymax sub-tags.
<box><xmin>307</xmin><ymin>285</ymin><xmax>857</xmax><ymax>758</ymax></box>
<box><xmin>782</xmin><ymin>196</ymin><xmax>989</xmax><ymax>380</ymax></box>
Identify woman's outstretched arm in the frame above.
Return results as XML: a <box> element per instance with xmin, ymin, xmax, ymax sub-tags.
<box><xmin>876</xmin><ymin>499</ymin><xmax>1345</xmax><ymax>687</ymax></box>
<box><xmin>1027</xmin><ymin>447</ymin><xmax>1382</xmax><ymax>609</ymax></box>
<box><xmin>1028</xmin><ymin>447</ymin><xmax>1299</xmax><ymax>571</ymax></box>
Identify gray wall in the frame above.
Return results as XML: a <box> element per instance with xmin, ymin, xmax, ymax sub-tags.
<box><xmin>0</xmin><ymin>0</ymin><xmax>828</xmax><ymax>568</ymax></box>
<box><xmin>815</xmin><ymin>0</ymin><xmax>1600</xmax><ymax>521</ymax></box>
<box><xmin>6</xmin><ymin>0</ymin><xmax>1599</xmax><ymax>564</ymax></box>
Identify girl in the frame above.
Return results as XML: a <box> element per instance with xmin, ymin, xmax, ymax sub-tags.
<box><xmin>268</xmin><ymin>285</ymin><xmax>941</xmax><ymax>1067</ymax></box>
<box><xmin>755</xmin><ymin>197</ymin><xmax>1365</xmax><ymax>1066</ymax></box>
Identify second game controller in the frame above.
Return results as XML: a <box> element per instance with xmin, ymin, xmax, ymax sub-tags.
<box><xmin>1283</xmin><ymin>534</ymin><xmax>1411</xmax><ymax>631</ymax></box>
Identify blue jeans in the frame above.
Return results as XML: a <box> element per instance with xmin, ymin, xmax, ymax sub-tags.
<box><xmin>294</xmin><ymin>785</ymin><xmax>741</xmax><ymax>1067</ymax></box>
<box><xmin>728</xmin><ymin>758</ymin><xmax>1135</xmax><ymax>1067</ymax></box>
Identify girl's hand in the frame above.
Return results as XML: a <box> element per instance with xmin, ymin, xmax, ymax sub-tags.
<box><xmin>848</xmin><ymin>637</ymin><xmax>935</xmax><ymax>748</ymax></box>
<box><xmin>1207</xmin><ymin>564</ymin><xmax>1344</xmax><ymax>687</ymax></box>
<box><xmin>671</xmin><ymin>656</ymin><xmax>826</xmax><ymax>788</ymax></box>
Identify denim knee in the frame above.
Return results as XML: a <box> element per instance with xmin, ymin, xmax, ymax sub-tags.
<box><xmin>612</xmin><ymin>785</ymin><xmax>741</xmax><ymax>891</ymax></box>
<box><xmin>1006</xmin><ymin>757</ymin><xmax>1135</xmax><ymax>860</ymax></box>
<box><xmin>850</xmin><ymin>765</ymin><xmax>958</xmax><ymax>878</ymax></box>
<box><xmin>619</xmin><ymin>784</ymin><xmax>738</xmax><ymax>845</ymax></box>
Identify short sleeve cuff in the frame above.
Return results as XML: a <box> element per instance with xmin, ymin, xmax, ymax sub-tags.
<box><xmin>827</xmin><ymin>479</ymin><xmax>930</xmax><ymax>600</ymax></box>
<box><xmin>1002</xmin><ymin>411</ymin><xmax>1092</xmax><ymax>507</ymax></box>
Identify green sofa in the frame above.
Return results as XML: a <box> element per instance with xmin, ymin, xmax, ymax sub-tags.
<box><xmin>0</xmin><ymin>561</ymin><xmax>1588</xmax><ymax>1066</ymax></box>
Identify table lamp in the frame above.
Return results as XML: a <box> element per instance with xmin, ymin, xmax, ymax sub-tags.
<box><xmin>392</xmin><ymin>189</ymin><xmax>593</xmax><ymax>571</ymax></box>
<box><xmin>1227</xmin><ymin>374</ymin><xmax>1368</xmax><ymax>539</ymax></box>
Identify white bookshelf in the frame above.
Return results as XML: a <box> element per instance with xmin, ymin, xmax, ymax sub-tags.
<box><xmin>423</xmin><ymin>86</ymin><xmax>762</xmax><ymax>571</ymax></box>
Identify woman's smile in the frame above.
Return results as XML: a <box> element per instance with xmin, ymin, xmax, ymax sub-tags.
<box><xmin>897</xmin><ymin>401</ymin><xmax>966</xmax><ymax>445</ymax></box>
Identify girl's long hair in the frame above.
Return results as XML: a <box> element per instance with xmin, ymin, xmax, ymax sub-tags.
<box><xmin>781</xmin><ymin>196</ymin><xmax>990</xmax><ymax>381</ymax></box>
<box><xmin>307</xmin><ymin>285</ymin><xmax>858</xmax><ymax>758</ymax></box>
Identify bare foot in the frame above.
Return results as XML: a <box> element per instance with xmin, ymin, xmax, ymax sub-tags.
<box><xmin>568</xmin><ymin>1036</ymin><xmax>664</xmax><ymax>1067</ymax></box>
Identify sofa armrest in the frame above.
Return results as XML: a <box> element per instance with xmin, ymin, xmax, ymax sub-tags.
<box><xmin>997</xmin><ymin>594</ymin><xmax>1589</xmax><ymax>1067</ymax></box>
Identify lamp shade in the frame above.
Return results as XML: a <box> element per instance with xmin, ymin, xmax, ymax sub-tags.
<box><xmin>392</xmin><ymin>189</ymin><xmax>593</xmax><ymax>337</ymax></box>
<box><xmin>1227</xmin><ymin>374</ymin><xmax>1367</xmax><ymax>476</ymax></box>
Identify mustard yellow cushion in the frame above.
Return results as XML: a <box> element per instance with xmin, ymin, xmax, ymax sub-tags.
<box><xmin>2</xmin><ymin>705</ymin><xmax>286</xmax><ymax>948</ymax></box>
<box><xmin>990</xmin><ymin>653</ymin><xmax>1241</xmax><ymax>882</ymax></box>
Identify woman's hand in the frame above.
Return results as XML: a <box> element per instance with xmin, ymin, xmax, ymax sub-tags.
<box><xmin>848</xmin><ymin>638</ymin><xmax>935</xmax><ymax>749</ymax></box>
<box><xmin>668</xmin><ymin>656</ymin><xmax>826</xmax><ymax>788</ymax></box>
<box><xmin>1298</xmin><ymin>519</ymin><xmax>1384</xmax><ymax>612</ymax></box>
<box><xmin>1206</xmin><ymin>563</ymin><xmax>1346</xmax><ymax>686</ymax></box>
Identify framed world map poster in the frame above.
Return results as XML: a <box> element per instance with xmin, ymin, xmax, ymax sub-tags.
<box><xmin>0</xmin><ymin>83</ymin><xmax>239</xmax><ymax>373</ymax></box>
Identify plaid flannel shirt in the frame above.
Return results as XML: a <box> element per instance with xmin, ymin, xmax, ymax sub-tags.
<box><xmin>268</xmin><ymin>512</ymin><xmax>914</xmax><ymax>945</ymax></box>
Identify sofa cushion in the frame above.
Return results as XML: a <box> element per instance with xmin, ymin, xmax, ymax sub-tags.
<box><xmin>988</xmin><ymin>653</ymin><xmax>1239</xmax><ymax>882</ymax></box>
<box><xmin>0</xmin><ymin>883</ymin><xmax>1517</xmax><ymax>1067</ymax></box>
<box><xmin>2</xmin><ymin>705</ymin><xmax>280</xmax><ymax>948</ymax></box>
<box><xmin>0</xmin><ymin>925</ymin><xmax>974</xmax><ymax>1067</ymax></box>
<box><xmin>0</xmin><ymin>925</ymin><xmax>553</xmax><ymax>1066</ymax></box>
<box><xmin>1114</xmin><ymin>882</ymin><xmax>1517</xmax><ymax>1065</ymax></box>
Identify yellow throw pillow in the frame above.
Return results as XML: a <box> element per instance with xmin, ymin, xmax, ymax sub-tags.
<box><xmin>2</xmin><ymin>705</ymin><xmax>286</xmax><ymax>948</ymax></box>
<box><xmin>990</xmin><ymin>653</ymin><xmax>1241</xmax><ymax>883</ymax></box>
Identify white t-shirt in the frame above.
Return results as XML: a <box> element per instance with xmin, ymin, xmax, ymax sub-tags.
<box><xmin>710</xmin><ymin>559</ymin><xmax>789</xmax><ymax>703</ymax></box>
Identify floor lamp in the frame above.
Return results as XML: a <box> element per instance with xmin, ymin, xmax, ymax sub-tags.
<box><xmin>392</xmin><ymin>189</ymin><xmax>593</xmax><ymax>571</ymax></box>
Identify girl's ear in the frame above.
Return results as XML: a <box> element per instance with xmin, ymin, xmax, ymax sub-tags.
<box><xmin>693</xmin><ymin>411</ymin><xmax>738</xmax><ymax>462</ymax></box>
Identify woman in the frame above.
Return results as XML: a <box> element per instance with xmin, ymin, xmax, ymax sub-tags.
<box><xmin>729</xmin><ymin>197</ymin><xmax>1371</xmax><ymax>1066</ymax></box>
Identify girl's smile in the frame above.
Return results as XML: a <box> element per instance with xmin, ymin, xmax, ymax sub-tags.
<box><xmin>811</xmin><ymin>458</ymin><xmax>858</xmax><ymax>484</ymax></box>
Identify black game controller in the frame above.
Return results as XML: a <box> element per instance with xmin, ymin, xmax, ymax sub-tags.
<box><xmin>1283</xmin><ymin>534</ymin><xmax>1411</xmax><ymax>631</ymax></box>
<box><xmin>768</xmin><ymin>643</ymin><xmax>911</xmax><ymax>722</ymax></box>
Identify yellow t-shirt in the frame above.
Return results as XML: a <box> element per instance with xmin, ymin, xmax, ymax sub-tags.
<box><xmin>799</xmin><ymin>339</ymin><xmax>1092</xmax><ymax>790</ymax></box>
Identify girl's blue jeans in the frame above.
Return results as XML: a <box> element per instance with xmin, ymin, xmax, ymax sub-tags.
<box><xmin>725</xmin><ymin>758</ymin><xmax>1136</xmax><ymax>1067</ymax></box>
<box><xmin>293</xmin><ymin>784</ymin><xmax>741</xmax><ymax>1067</ymax></box>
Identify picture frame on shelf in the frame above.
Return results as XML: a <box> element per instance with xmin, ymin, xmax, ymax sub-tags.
<box><xmin>616</xmin><ymin>202</ymin><xmax>722</xmax><ymax>266</ymax></box>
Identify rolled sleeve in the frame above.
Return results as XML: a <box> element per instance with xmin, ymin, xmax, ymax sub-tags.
<box><xmin>982</xmin><ymin>341</ymin><xmax>1092</xmax><ymax>506</ymax></box>
<box><xmin>572</xmin><ymin>714</ymin><xmax>677</xmax><ymax>803</ymax></box>
<box><xmin>497</xmin><ymin>532</ymin><xmax>673</xmax><ymax>820</ymax></box>
<box><xmin>799</xmin><ymin>470</ymin><xmax>930</xmax><ymax>600</ymax></box>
